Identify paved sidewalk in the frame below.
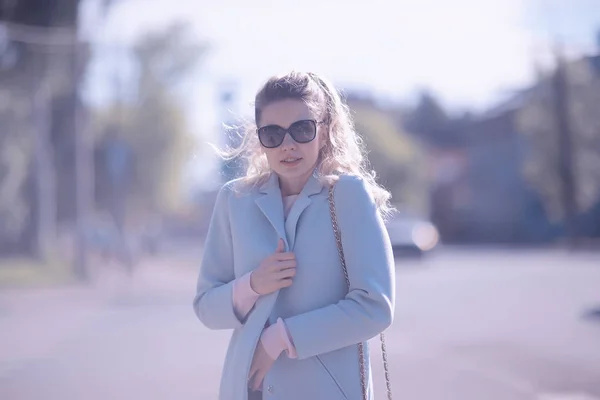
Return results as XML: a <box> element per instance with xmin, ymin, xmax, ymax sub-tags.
<box><xmin>1</xmin><ymin>276</ymin><xmax>113</xmax><ymax>375</ymax></box>
<box><xmin>0</xmin><ymin>261</ymin><xmax>158</xmax><ymax>375</ymax></box>
<box><xmin>0</xmin><ymin>257</ymin><xmax>199</xmax><ymax>376</ymax></box>
<box><xmin>0</xmin><ymin>255</ymin><xmax>197</xmax><ymax>316</ymax></box>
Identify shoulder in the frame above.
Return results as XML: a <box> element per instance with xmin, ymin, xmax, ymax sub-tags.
<box><xmin>334</xmin><ymin>173</ymin><xmax>367</xmax><ymax>190</ymax></box>
<box><xmin>216</xmin><ymin>177</ymin><xmax>256</xmax><ymax>199</ymax></box>
<box><xmin>328</xmin><ymin>174</ymin><xmax>386</xmax><ymax>235</ymax></box>
<box><xmin>212</xmin><ymin>177</ymin><xmax>253</xmax><ymax>210</ymax></box>
<box><xmin>329</xmin><ymin>174</ymin><xmax>378</xmax><ymax>216</ymax></box>
<box><xmin>332</xmin><ymin>174</ymin><xmax>374</xmax><ymax>204</ymax></box>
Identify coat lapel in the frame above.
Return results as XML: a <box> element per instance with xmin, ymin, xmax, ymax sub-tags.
<box><xmin>285</xmin><ymin>171</ymin><xmax>324</xmax><ymax>249</ymax></box>
<box><xmin>254</xmin><ymin>170</ymin><xmax>325</xmax><ymax>251</ymax></box>
<box><xmin>254</xmin><ymin>173</ymin><xmax>288</xmax><ymax>249</ymax></box>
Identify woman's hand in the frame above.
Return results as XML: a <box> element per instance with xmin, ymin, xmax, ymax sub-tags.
<box><xmin>248</xmin><ymin>341</ymin><xmax>276</xmax><ymax>392</ymax></box>
<box><xmin>250</xmin><ymin>239</ymin><xmax>296</xmax><ymax>295</ymax></box>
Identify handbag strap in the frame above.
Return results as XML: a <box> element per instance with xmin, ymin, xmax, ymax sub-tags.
<box><xmin>328</xmin><ymin>184</ymin><xmax>393</xmax><ymax>400</ymax></box>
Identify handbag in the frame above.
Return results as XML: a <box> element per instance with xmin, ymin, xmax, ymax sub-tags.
<box><xmin>328</xmin><ymin>184</ymin><xmax>393</xmax><ymax>400</ymax></box>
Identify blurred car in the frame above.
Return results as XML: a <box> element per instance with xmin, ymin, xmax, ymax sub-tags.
<box><xmin>385</xmin><ymin>209</ymin><xmax>440</xmax><ymax>257</ymax></box>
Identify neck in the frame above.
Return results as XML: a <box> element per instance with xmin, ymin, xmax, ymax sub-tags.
<box><xmin>278</xmin><ymin>170</ymin><xmax>313</xmax><ymax>196</ymax></box>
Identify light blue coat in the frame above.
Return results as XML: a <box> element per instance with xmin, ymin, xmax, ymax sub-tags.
<box><xmin>193</xmin><ymin>171</ymin><xmax>396</xmax><ymax>400</ymax></box>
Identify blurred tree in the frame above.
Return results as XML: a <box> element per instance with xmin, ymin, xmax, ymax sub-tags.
<box><xmin>404</xmin><ymin>91</ymin><xmax>449</xmax><ymax>143</ymax></box>
<box><xmin>517</xmin><ymin>53</ymin><xmax>600</xmax><ymax>230</ymax></box>
<box><xmin>94</xmin><ymin>22</ymin><xmax>208</xmax><ymax>222</ymax></box>
<box><xmin>0</xmin><ymin>0</ymin><xmax>83</xmax><ymax>258</ymax></box>
<box><xmin>347</xmin><ymin>97</ymin><xmax>429</xmax><ymax>215</ymax></box>
<box><xmin>402</xmin><ymin>90</ymin><xmax>470</xmax><ymax>148</ymax></box>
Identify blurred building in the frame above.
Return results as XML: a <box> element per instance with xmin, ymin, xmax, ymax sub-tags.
<box><xmin>427</xmin><ymin>34</ymin><xmax>600</xmax><ymax>244</ymax></box>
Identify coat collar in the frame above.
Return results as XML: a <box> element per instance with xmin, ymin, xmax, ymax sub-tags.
<box><xmin>257</xmin><ymin>168</ymin><xmax>324</xmax><ymax>197</ymax></box>
<box><xmin>255</xmin><ymin>169</ymin><xmax>324</xmax><ymax>250</ymax></box>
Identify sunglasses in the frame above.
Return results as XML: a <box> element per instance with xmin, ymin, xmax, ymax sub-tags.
<box><xmin>257</xmin><ymin>119</ymin><xmax>322</xmax><ymax>149</ymax></box>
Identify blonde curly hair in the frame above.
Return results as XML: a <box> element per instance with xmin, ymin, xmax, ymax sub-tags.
<box><xmin>217</xmin><ymin>71</ymin><xmax>393</xmax><ymax>217</ymax></box>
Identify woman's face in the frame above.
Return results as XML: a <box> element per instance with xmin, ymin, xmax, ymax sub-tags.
<box><xmin>258</xmin><ymin>99</ymin><xmax>326</xmax><ymax>194</ymax></box>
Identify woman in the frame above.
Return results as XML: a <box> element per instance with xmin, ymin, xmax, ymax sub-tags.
<box><xmin>193</xmin><ymin>71</ymin><xmax>396</xmax><ymax>400</ymax></box>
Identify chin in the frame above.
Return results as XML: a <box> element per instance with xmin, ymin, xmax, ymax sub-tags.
<box><xmin>274</xmin><ymin>164</ymin><xmax>311</xmax><ymax>179</ymax></box>
<box><xmin>270</xmin><ymin>156</ymin><xmax>320</xmax><ymax>179</ymax></box>
<box><xmin>275</xmin><ymin>168</ymin><xmax>305</xmax><ymax>179</ymax></box>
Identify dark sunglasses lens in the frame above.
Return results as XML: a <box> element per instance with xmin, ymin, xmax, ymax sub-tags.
<box><xmin>288</xmin><ymin>120</ymin><xmax>316</xmax><ymax>143</ymax></box>
<box><xmin>258</xmin><ymin>126</ymin><xmax>285</xmax><ymax>148</ymax></box>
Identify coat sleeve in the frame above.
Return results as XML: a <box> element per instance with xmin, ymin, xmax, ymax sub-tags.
<box><xmin>282</xmin><ymin>175</ymin><xmax>396</xmax><ymax>359</ymax></box>
<box><xmin>192</xmin><ymin>182</ymin><xmax>244</xmax><ymax>330</ymax></box>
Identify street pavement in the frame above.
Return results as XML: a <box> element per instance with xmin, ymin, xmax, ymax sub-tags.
<box><xmin>0</xmin><ymin>247</ymin><xmax>599</xmax><ymax>400</ymax></box>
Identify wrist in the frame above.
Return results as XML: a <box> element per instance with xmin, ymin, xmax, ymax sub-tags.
<box><xmin>249</xmin><ymin>271</ymin><xmax>260</xmax><ymax>295</ymax></box>
<box><xmin>260</xmin><ymin>321</ymin><xmax>286</xmax><ymax>360</ymax></box>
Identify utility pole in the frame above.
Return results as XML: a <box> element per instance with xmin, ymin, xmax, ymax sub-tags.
<box><xmin>551</xmin><ymin>46</ymin><xmax>578</xmax><ymax>247</ymax></box>
<box><xmin>5</xmin><ymin>21</ymin><xmax>69</xmax><ymax>264</ymax></box>
<box><xmin>73</xmin><ymin>41</ymin><xmax>92</xmax><ymax>281</ymax></box>
<box><xmin>32</xmin><ymin>73</ymin><xmax>57</xmax><ymax>262</ymax></box>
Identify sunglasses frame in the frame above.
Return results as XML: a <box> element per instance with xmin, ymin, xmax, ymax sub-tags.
<box><xmin>257</xmin><ymin>119</ymin><xmax>324</xmax><ymax>149</ymax></box>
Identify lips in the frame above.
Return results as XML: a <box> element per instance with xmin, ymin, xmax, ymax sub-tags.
<box><xmin>281</xmin><ymin>157</ymin><xmax>302</xmax><ymax>164</ymax></box>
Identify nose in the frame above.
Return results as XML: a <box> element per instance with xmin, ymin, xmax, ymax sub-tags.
<box><xmin>280</xmin><ymin>132</ymin><xmax>296</xmax><ymax>150</ymax></box>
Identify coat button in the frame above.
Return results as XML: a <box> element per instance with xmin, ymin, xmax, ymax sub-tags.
<box><xmin>267</xmin><ymin>385</ymin><xmax>274</xmax><ymax>394</ymax></box>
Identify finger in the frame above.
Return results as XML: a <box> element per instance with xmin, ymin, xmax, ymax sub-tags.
<box><xmin>249</xmin><ymin>370</ymin><xmax>260</xmax><ymax>392</ymax></box>
<box><xmin>248</xmin><ymin>365</ymin><xmax>260</xmax><ymax>389</ymax></box>
<box><xmin>265</xmin><ymin>259</ymin><xmax>295</xmax><ymax>273</ymax></box>
<box><xmin>278</xmin><ymin>277</ymin><xmax>293</xmax><ymax>288</ymax></box>
<box><xmin>247</xmin><ymin>372</ymin><xmax>254</xmax><ymax>388</ymax></box>
<box><xmin>248</xmin><ymin>365</ymin><xmax>257</xmax><ymax>382</ymax></box>
<box><xmin>252</xmin><ymin>368</ymin><xmax>267</xmax><ymax>391</ymax></box>
<box><xmin>275</xmin><ymin>238</ymin><xmax>285</xmax><ymax>253</ymax></box>
<box><xmin>273</xmin><ymin>252</ymin><xmax>296</xmax><ymax>261</ymax></box>
<box><xmin>276</xmin><ymin>260</ymin><xmax>297</xmax><ymax>270</ymax></box>
<box><xmin>276</xmin><ymin>267</ymin><xmax>296</xmax><ymax>279</ymax></box>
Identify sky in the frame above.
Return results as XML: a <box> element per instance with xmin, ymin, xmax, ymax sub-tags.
<box><xmin>79</xmin><ymin>0</ymin><xmax>600</xmax><ymax>189</ymax></box>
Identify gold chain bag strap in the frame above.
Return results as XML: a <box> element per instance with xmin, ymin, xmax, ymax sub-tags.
<box><xmin>328</xmin><ymin>184</ymin><xmax>393</xmax><ymax>400</ymax></box>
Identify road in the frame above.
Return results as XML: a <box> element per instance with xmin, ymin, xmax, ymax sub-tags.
<box><xmin>0</xmin><ymin>248</ymin><xmax>599</xmax><ymax>400</ymax></box>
